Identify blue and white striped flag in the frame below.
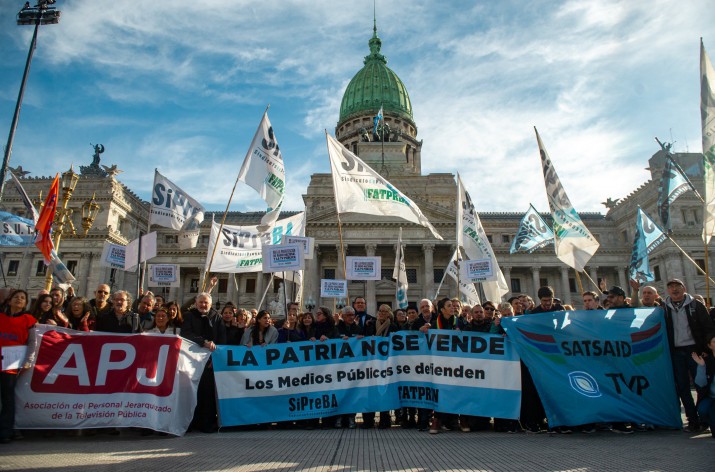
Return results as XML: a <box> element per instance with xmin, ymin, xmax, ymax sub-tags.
<box><xmin>373</xmin><ymin>105</ymin><xmax>383</xmax><ymax>136</ymax></box>
<box><xmin>510</xmin><ymin>204</ymin><xmax>555</xmax><ymax>254</ymax></box>
<box><xmin>657</xmin><ymin>156</ymin><xmax>693</xmax><ymax>232</ymax></box>
<box><xmin>628</xmin><ymin>207</ymin><xmax>667</xmax><ymax>283</ymax></box>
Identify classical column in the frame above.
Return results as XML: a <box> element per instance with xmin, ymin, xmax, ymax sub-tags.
<box><xmin>365</xmin><ymin>243</ymin><xmax>377</xmax><ymax>315</ymax></box>
<box><xmin>309</xmin><ymin>246</ymin><xmax>321</xmax><ymax>306</ymax></box>
<box><xmin>227</xmin><ymin>272</ymin><xmax>237</xmax><ymax>305</ymax></box>
<box><xmin>531</xmin><ymin>266</ymin><xmax>541</xmax><ymax>296</ymax></box>
<box><xmin>255</xmin><ymin>271</ymin><xmax>264</xmax><ymax>309</ymax></box>
<box><xmin>18</xmin><ymin>256</ymin><xmax>33</xmax><ymax>292</ymax></box>
<box><xmin>617</xmin><ymin>266</ymin><xmax>627</xmax><ymax>290</ymax></box>
<box><xmin>502</xmin><ymin>266</ymin><xmax>512</xmax><ymax>298</ymax></box>
<box><xmin>79</xmin><ymin>252</ymin><xmax>93</xmax><ymax>297</ymax></box>
<box><xmin>422</xmin><ymin>243</ymin><xmax>435</xmax><ymax>299</ymax></box>
<box><xmin>560</xmin><ymin>267</ymin><xmax>572</xmax><ymax>305</ymax></box>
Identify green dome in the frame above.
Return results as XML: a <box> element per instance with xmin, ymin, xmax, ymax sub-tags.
<box><xmin>338</xmin><ymin>25</ymin><xmax>414</xmax><ymax>125</ymax></box>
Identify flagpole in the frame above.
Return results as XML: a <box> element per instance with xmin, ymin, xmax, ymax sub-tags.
<box><xmin>579</xmin><ymin>270</ymin><xmax>601</xmax><ymax>292</ymax></box>
<box><xmin>336</xmin><ymin>211</ymin><xmax>349</xmax><ymax>303</ymax></box>
<box><xmin>666</xmin><ymin>234</ymin><xmax>715</xmax><ymax>286</ymax></box>
<box><xmin>202</xmin><ymin>105</ymin><xmax>271</xmax><ymax>292</ymax></box>
<box><xmin>574</xmin><ymin>270</ymin><xmax>584</xmax><ymax>295</ymax></box>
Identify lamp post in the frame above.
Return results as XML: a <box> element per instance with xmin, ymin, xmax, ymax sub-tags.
<box><xmin>0</xmin><ymin>1</ymin><xmax>61</xmax><ymax>203</ymax></box>
<box><xmin>44</xmin><ymin>165</ymin><xmax>101</xmax><ymax>290</ymax></box>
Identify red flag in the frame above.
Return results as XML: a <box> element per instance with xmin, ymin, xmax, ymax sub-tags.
<box><xmin>34</xmin><ymin>174</ymin><xmax>59</xmax><ymax>264</ymax></box>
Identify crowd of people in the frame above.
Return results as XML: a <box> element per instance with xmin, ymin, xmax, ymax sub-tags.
<box><xmin>1</xmin><ymin>277</ymin><xmax>714</xmax><ymax>442</ymax></box>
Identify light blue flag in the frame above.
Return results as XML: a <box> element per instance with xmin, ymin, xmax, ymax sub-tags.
<box><xmin>0</xmin><ymin>211</ymin><xmax>35</xmax><ymax>246</ymax></box>
<box><xmin>501</xmin><ymin>308</ymin><xmax>681</xmax><ymax>429</ymax></box>
<box><xmin>629</xmin><ymin>208</ymin><xmax>654</xmax><ymax>283</ymax></box>
<box><xmin>657</xmin><ymin>157</ymin><xmax>693</xmax><ymax>232</ymax></box>
<box><xmin>373</xmin><ymin>105</ymin><xmax>383</xmax><ymax>136</ymax></box>
<box><xmin>510</xmin><ymin>204</ymin><xmax>555</xmax><ymax>254</ymax></box>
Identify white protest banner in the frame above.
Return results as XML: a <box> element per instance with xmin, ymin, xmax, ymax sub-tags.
<box><xmin>262</xmin><ymin>243</ymin><xmax>304</xmax><ymax>272</ymax></box>
<box><xmin>1</xmin><ymin>345</ymin><xmax>27</xmax><ymax>371</ymax></box>
<box><xmin>148</xmin><ymin>264</ymin><xmax>180</xmax><ymax>288</ymax></box>
<box><xmin>345</xmin><ymin>256</ymin><xmax>381</xmax><ymax>281</ymax></box>
<box><xmin>321</xmin><ymin>279</ymin><xmax>347</xmax><ymax>298</ymax></box>
<box><xmin>460</xmin><ymin>258</ymin><xmax>496</xmax><ymax>283</ymax></box>
<box><xmin>326</xmin><ymin>133</ymin><xmax>442</xmax><ymax>239</ymax></box>
<box><xmin>238</xmin><ymin>110</ymin><xmax>285</xmax><ymax>227</ymax></box>
<box><xmin>282</xmin><ymin>234</ymin><xmax>314</xmax><ymax>259</ymax></box>
<box><xmin>205</xmin><ymin>212</ymin><xmax>305</xmax><ymax>274</ymax></box>
<box><xmin>150</xmin><ymin>170</ymin><xmax>205</xmax><ymax>249</ymax></box>
<box><xmin>124</xmin><ymin>232</ymin><xmax>157</xmax><ymax>271</ymax></box>
<box><xmin>100</xmin><ymin>242</ymin><xmax>127</xmax><ymax>270</ymax></box>
<box><xmin>15</xmin><ymin>326</ymin><xmax>209</xmax><ymax>436</ymax></box>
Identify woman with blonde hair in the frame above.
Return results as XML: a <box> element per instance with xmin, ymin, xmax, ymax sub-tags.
<box><xmin>363</xmin><ymin>304</ymin><xmax>398</xmax><ymax>429</ymax></box>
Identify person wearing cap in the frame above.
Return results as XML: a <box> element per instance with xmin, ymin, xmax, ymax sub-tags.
<box><xmin>605</xmin><ymin>286</ymin><xmax>630</xmax><ymax>309</ymax></box>
<box><xmin>663</xmin><ymin>278</ymin><xmax>715</xmax><ymax>433</ymax></box>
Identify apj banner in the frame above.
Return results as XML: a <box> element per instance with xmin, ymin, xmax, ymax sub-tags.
<box><xmin>15</xmin><ymin>326</ymin><xmax>210</xmax><ymax>436</ymax></box>
<box><xmin>501</xmin><ymin>307</ymin><xmax>681</xmax><ymax>428</ymax></box>
<box><xmin>213</xmin><ymin>330</ymin><xmax>521</xmax><ymax>426</ymax></box>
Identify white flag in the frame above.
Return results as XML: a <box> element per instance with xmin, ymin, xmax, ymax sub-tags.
<box><xmin>701</xmin><ymin>40</ymin><xmax>715</xmax><ymax>244</ymax></box>
<box><xmin>238</xmin><ymin>110</ymin><xmax>285</xmax><ymax>227</ymax></box>
<box><xmin>9</xmin><ymin>171</ymin><xmax>40</xmax><ymax>224</ymax></box>
<box><xmin>393</xmin><ymin>227</ymin><xmax>408</xmax><ymax>309</ymax></box>
<box><xmin>326</xmin><ymin>133</ymin><xmax>442</xmax><ymax>239</ymax></box>
<box><xmin>456</xmin><ymin>174</ymin><xmax>508</xmax><ymax>302</ymax></box>
<box><xmin>150</xmin><ymin>170</ymin><xmax>205</xmax><ymax>248</ymax></box>
<box><xmin>535</xmin><ymin>128</ymin><xmax>600</xmax><ymax>271</ymax></box>
<box><xmin>444</xmin><ymin>250</ymin><xmax>481</xmax><ymax>306</ymax></box>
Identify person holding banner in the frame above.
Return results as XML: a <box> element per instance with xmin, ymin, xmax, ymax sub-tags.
<box><xmin>30</xmin><ymin>294</ymin><xmax>53</xmax><ymax>324</ymax></box>
<box><xmin>313</xmin><ymin>307</ymin><xmax>338</xmax><ymax>341</ymax></box>
<box><xmin>165</xmin><ymin>301</ymin><xmax>184</xmax><ymax>329</ymax></box>
<box><xmin>663</xmin><ymin>279</ymin><xmax>715</xmax><ymax>433</ymax></box>
<box><xmin>0</xmin><ymin>289</ymin><xmax>36</xmax><ymax>444</ymax></box>
<box><xmin>147</xmin><ymin>307</ymin><xmax>178</xmax><ymax>335</ymax></box>
<box><xmin>181</xmin><ymin>292</ymin><xmax>225</xmax><ymax>433</ymax></box>
<box><xmin>95</xmin><ymin>291</ymin><xmax>142</xmax><ymax>334</ymax></box>
<box><xmin>692</xmin><ymin>334</ymin><xmax>715</xmax><ymax>438</ymax></box>
<box><xmin>363</xmin><ymin>304</ymin><xmax>399</xmax><ymax>429</ymax></box>
<box><xmin>353</xmin><ymin>297</ymin><xmax>375</xmax><ymax>333</ymax></box>
<box><xmin>241</xmin><ymin>310</ymin><xmax>278</xmax><ymax>347</ymax></box>
<box><xmin>428</xmin><ymin>298</ymin><xmax>461</xmax><ymax>434</ymax></box>
<box><xmin>277</xmin><ymin>308</ymin><xmax>304</xmax><ymax>343</ymax></box>
<box><xmin>221</xmin><ymin>304</ymin><xmax>244</xmax><ymax>345</ymax></box>
<box><xmin>89</xmin><ymin>284</ymin><xmax>112</xmax><ymax>319</ymax></box>
<box><xmin>297</xmin><ymin>311</ymin><xmax>316</xmax><ymax>340</ymax></box>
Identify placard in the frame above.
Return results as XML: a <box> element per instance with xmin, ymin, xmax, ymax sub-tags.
<box><xmin>1</xmin><ymin>345</ymin><xmax>27</xmax><ymax>371</ymax></box>
<box><xmin>282</xmin><ymin>235</ymin><xmax>314</xmax><ymax>259</ymax></box>
<box><xmin>320</xmin><ymin>279</ymin><xmax>347</xmax><ymax>298</ymax></box>
<box><xmin>100</xmin><ymin>242</ymin><xmax>127</xmax><ymax>270</ymax></box>
<box><xmin>148</xmin><ymin>264</ymin><xmax>180</xmax><ymax>288</ymax></box>
<box><xmin>345</xmin><ymin>256</ymin><xmax>381</xmax><ymax>280</ymax></box>
<box><xmin>460</xmin><ymin>258</ymin><xmax>497</xmax><ymax>282</ymax></box>
<box><xmin>262</xmin><ymin>243</ymin><xmax>304</xmax><ymax>272</ymax></box>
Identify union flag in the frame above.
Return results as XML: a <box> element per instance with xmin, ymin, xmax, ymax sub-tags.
<box><xmin>34</xmin><ymin>174</ymin><xmax>59</xmax><ymax>264</ymax></box>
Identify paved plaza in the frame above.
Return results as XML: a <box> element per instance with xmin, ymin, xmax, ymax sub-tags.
<box><xmin>0</xmin><ymin>423</ymin><xmax>712</xmax><ymax>472</ymax></box>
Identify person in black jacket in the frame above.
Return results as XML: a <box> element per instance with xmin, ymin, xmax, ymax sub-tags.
<box><xmin>94</xmin><ymin>291</ymin><xmax>141</xmax><ymax>333</ymax></box>
<box><xmin>180</xmin><ymin>292</ymin><xmax>226</xmax><ymax>433</ymax></box>
<box><xmin>692</xmin><ymin>334</ymin><xmax>715</xmax><ymax>438</ymax></box>
<box><xmin>663</xmin><ymin>279</ymin><xmax>715</xmax><ymax>432</ymax></box>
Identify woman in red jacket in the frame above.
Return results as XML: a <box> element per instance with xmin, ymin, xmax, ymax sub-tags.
<box><xmin>0</xmin><ymin>289</ymin><xmax>36</xmax><ymax>443</ymax></box>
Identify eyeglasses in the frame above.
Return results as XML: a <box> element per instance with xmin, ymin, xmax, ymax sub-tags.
<box><xmin>484</xmin><ymin>307</ymin><xmax>495</xmax><ymax>311</ymax></box>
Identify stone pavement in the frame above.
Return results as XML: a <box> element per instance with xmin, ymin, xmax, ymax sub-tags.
<box><xmin>0</xmin><ymin>425</ymin><xmax>712</xmax><ymax>472</ymax></box>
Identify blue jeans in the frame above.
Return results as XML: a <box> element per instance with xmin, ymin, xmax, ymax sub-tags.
<box><xmin>697</xmin><ymin>397</ymin><xmax>714</xmax><ymax>436</ymax></box>
<box><xmin>671</xmin><ymin>347</ymin><xmax>699</xmax><ymax>423</ymax></box>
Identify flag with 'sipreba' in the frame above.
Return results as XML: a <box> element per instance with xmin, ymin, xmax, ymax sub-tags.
<box><xmin>150</xmin><ymin>170</ymin><xmax>205</xmax><ymax>249</ymax></box>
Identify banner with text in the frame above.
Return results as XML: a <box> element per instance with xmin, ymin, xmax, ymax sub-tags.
<box><xmin>205</xmin><ymin>212</ymin><xmax>305</xmax><ymax>274</ymax></box>
<box><xmin>346</xmin><ymin>256</ymin><xmax>381</xmax><ymax>280</ymax></box>
<box><xmin>149</xmin><ymin>264</ymin><xmax>180</xmax><ymax>288</ymax></box>
<box><xmin>15</xmin><ymin>326</ymin><xmax>210</xmax><ymax>436</ymax></box>
<box><xmin>501</xmin><ymin>307</ymin><xmax>681</xmax><ymax>428</ymax></box>
<box><xmin>213</xmin><ymin>330</ymin><xmax>521</xmax><ymax>426</ymax></box>
<box><xmin>100</xmin><ymin>241</ymin><xmax>127</xmax><ymax>270</ymax></box>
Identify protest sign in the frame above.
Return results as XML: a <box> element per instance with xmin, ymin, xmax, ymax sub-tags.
<box><xmin>148</xmin><ymin>264</ymin><xmax>180</xmax><ymax>288</ymax></box>
<box><xmin>321</xmin><ymin>279</ymin><xmax>347</xmax><ymax>298</ymax></box>
<box><xmin>100</xmin><ymin>242</ymin><xmax>127</xmax><ymax>270</ymax></box>
<box><xmin>282</xmin><ymin>235</ymin><xmax>314</xmax><ymax>259</ymax></box>
<box><xmin>345</xmin><ymin>256</ymin><xmax>381</xmax><ymax>281</ymax></box>
<box><xmin>460</xmin><ymin>258</ymin><xmax>496</xmax><ymax>282</ymax></box>
<box><xmin>262</xmin><ymin>243</ymin><xmax>304</xmax><ymax>272</ymax></box>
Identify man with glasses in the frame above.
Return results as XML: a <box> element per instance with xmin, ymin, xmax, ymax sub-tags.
<box><xmin>529</xmin><ymin>286</ymin><xmax>565</xmax><ymax>314</ymax></box>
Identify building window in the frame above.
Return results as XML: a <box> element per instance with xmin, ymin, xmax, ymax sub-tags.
<box><xmin>621</xmin><ymin>230</ymin><xmax>628</xmax><ymax>243</ymax></box>
<box><xmin>36</xmin><ymin>261</ymin><xmax>46</xmax><ymax>276</ymax></box>
<box><xmin>486</xmin><ymin>234</ymin><xmax>493</xmax><ymax>243</ymax></box>
<box><xmin>273</xmin><ymin>278</ymin><xmax>281</xmax><ymax>293</ymax></box>
<box><xmin>381</xmin><ymin>269</ymin><xmax>394</xmax><ymax>280</ymax></box>
<box><xmin>165</xmin><ymin>235</ymin><xmax>178</xmax><ymax>244</ymax></box>
<box><xmin>696</xmin><ymin>259</ymin><xmax>706</xmax><ymax>271</ymax></box>
<box><xmin>323</xmin><ymin>268</ymin><xmax>336</xmax><ymax>280</ymax></box>
<box><xmin>539</xmin><ymin>278</ymin><xmax>548</xmax><ymax>288</ymax></box>
<box><xmin>569</xmin><ymin>278</ymin><xmax>577</xmax><ymax>293</ymax></box>
<box><xmin>502</xmin><ymin>234</ymin><xmax>510</xmax><ymax>244</ymax></box>
<box><xmin>7</xmin><ymin>260</ymin><xmax>19</xmax><ymax>276</ymax></box>
<box><xmin>511</xmin><ymin>278</ymin><xmax>521</xmax><ymax>293</ymax></box>
<box><xmin>434</xmin><ymin>268</ymin><xmax>445</xmax><ymax>283</ymax></box>
<box><xmin>218</xmin><ymin>278</ymin><xmax>228</xmax><ymax>293</ymax></box>
<box><xmin>406</xmin><ymin>269</ymin><xmax>417</xmax><ymax>284</ymax></box>
<box><xmin>245</xmin><ymin>278</ymin><xmax>256</xmax><ymax>293</ymax></box>
<box><xmin>201</xmin><ymin>235</ymin><xmax>210</xmax><ymax>246</ymax></box>
<box><xmin>653</xmin><ymin>265</ymin><xmax>661</xmax><ymax>282</ymax></box>
<box><xmin>190</xmin><ymin>278</ymin><xmax>199</xmax><ymax>293</ymax></box>
<box><xmin>66</xmin><ymin>260</ymin><xmax>78</xmax><ymax>276</ymax></box>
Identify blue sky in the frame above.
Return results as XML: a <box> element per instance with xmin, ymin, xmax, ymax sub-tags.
<box><xmin>0</xmin><ymin>0</ymin><xmax>711</xmax><ymax>214</ymax></box>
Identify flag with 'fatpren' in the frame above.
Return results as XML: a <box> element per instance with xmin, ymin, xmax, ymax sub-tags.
<box><xmin>326</xmin><ymin>133</ymin><xmax>442</xmax><ymax>239</ymax></box>
<box><xmin>701</xmin><ymin>40</ymin><xmax>715</xmax><ymax>244</ymax></box>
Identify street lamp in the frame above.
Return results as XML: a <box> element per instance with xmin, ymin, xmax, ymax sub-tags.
<box><xmin>44</xmin><ymin>165</ymin><xmax>101</xmax><ymax>290</ymax></box>
<box><xmin>0</xmin><ymin>1</ymin><xmax>61</xmax><ymax>203</ymax></box>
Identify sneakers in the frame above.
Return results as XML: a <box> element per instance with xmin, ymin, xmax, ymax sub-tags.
<box><xmin>334</xmin><ymin>418</ymin><xmax>343</xmax><ymax>429</ymax></box>
<box><xmin>683</xmin><ymin>421</ymin><xmax>703</xmax><ymax>433</ymax></box>
<box><xmin>459</xmin><ymin>418</ymin><xmax>471</xmax><ymax>432</ymax></box>
<box><xmin>348</xmin><ymin>417</ymin><xmax>356</xmax><ymax>429</ymax></box>
<box><xmin>429</xmin><ymin>417</ymin><xmax>440</xmax><ymax>434</ymax></box>
<box><xmin>611</xmin><ymin>424</ymin><xmax>634</xmax><ymax>434</ymax></box>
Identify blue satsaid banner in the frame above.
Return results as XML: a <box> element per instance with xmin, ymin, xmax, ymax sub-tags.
<box><xmin>213</xmin><ymin>330</ymin><xmax>521</xmax><ymax>426</ymax></box>
<box><xmin>501</xmin><ymin>308</ymin><xmax>681</xmax><ymax>428</ymax></box>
